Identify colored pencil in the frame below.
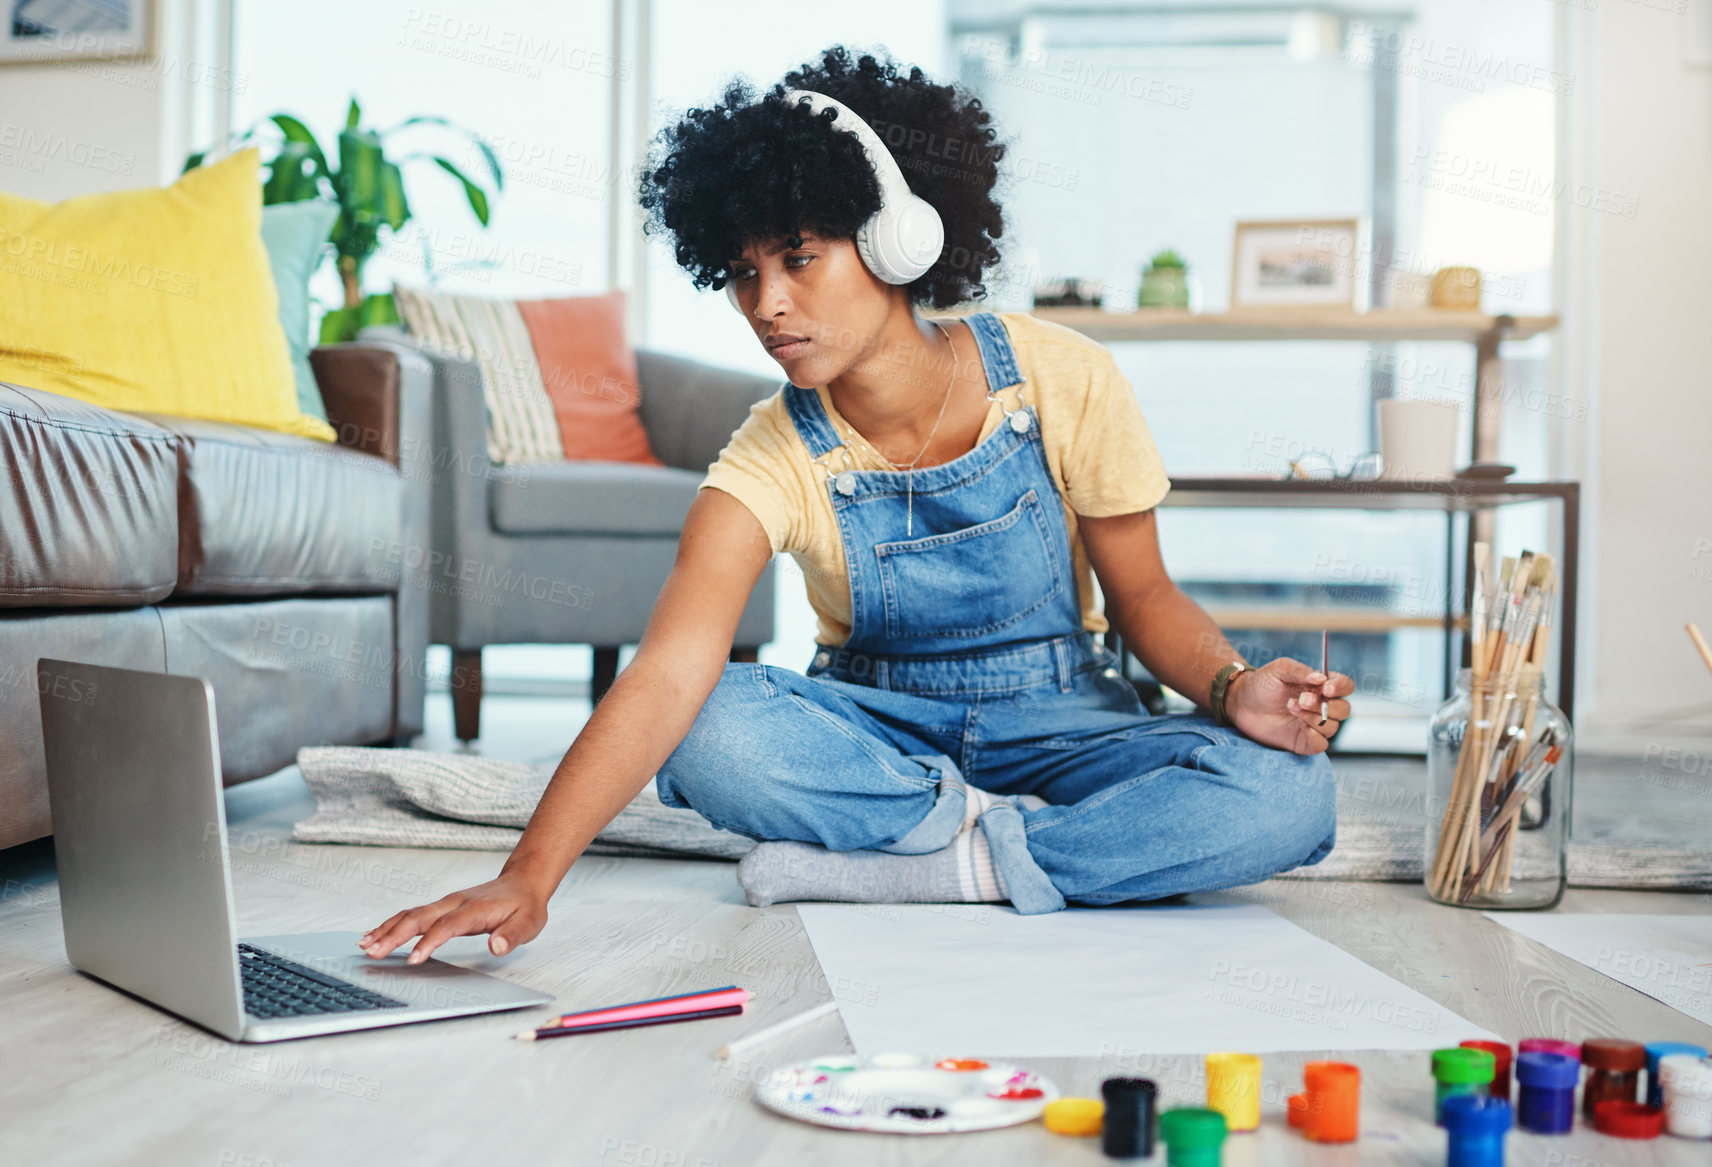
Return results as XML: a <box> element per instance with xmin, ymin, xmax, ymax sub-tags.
<box><xmin>515</xmin><ymin>1004</ymin><xmax>744</xmax><ymax>1041</ymax></box>
<box><xmin>716</xmin><ymin>1000</ymin><xmax>841</xmax><ymax>1060</ymax></box>
<box><xmin>542</xmin><ymin>986</ymin><xmax>748</xmax><ymax>1030</ymax></box>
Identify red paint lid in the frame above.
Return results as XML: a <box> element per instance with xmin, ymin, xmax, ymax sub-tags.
<box><xmin>935</xmin><ymin>1058</ymin><xmax>988</xmax><ymax>1072</ymax></box>
<box><xmin>1460</xmin><ymin>1040</ymin><xmax>1512</xmax><ymax>1072</ymax></box>
<box><xmin>1592</xmin><ymin>1101</ymin><xmax>1663</xmax><ymax>1139</ymax></box>
<box><xmin>1581</xmin><ymin>1039</ymin><xmax>1646</xmax><ymax>1071</ymax></box>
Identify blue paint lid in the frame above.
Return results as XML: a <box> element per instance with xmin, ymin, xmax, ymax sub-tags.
<box><xmin>1516</xmin><ymin>1052</ymin><xmax>1580</xmax><ymax>1089</ymax></box>
<box><xmin>1644</xmin><ymin>1041</ymin><xmax>1706</xmax><ymax>1072</ymax></box>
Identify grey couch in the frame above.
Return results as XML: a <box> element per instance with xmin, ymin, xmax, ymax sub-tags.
<box><xmin>360</xmin><ymin>327</ymin><xmax>779</xmax><ymax>741</ymax></box>
<box><xmin>0</xmin><ymin>343</ymin><xmax>432</xmax><ymax>852</ymax></box>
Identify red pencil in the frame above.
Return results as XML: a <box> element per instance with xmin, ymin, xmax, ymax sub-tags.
<box><xmin>542</xmin><ymin>985</ymin><xmax>748</xmax><ymax>1029</ymax></box>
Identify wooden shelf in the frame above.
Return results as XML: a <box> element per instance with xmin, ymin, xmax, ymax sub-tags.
<box><xmin>1159</xmin><ymin>477</ymin><xmax>1579</xmax><ymax>513</ymax></box>
<box><xmin>1203</xmin><ymin>607</ymin><xmax>1469</xmax><ymax>633</ymax></box>
<box><xmin>1030</xmin><ymin>307</ymin><xmax>1559</xmax><ymax>344</ymax></box>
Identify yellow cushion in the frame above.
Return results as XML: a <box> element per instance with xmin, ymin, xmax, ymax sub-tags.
<box><xmin>0</xmin><ymin>148</ymin><xmax>334</xmax><ymax>441</ymax></box>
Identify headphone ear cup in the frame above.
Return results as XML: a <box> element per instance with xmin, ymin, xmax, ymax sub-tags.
<box><xmin>860</xmin><ymin>196</ymin><xmax>945</xmax><ymax>285</ymax></box>
<box><xmin>899</xmin><ymin>199</ymin><xmax>945</xmax><ymax>280</ymax></box>
<box><xmin>855</xmin><ymin>225</ymin><xmax>887</xmax><ymax>285</ymax></box>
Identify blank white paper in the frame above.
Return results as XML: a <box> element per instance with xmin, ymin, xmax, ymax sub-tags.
<box><xmin>1486</xmin><ymin>912</ymin><xmax>1712</xmax><ymax>1026</ymax></box>
<box><xmin>799</xmin><ymin>902</ymin><xmax>1491</xmax><ymax>1057</ymax></box>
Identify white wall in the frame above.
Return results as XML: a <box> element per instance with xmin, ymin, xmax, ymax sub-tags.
<box><xmin>231</xmin><ymin>1</ymin><xmax>617</xmax><ymax>312</ymax></box>
<box><xmin>1561</xmin><ymin>3</ymin><xmax>1712</xmax><ymax>735</ymax></box>
<box><xmin>0</xmin><ymin>0</ymin><xmax>229</xmax><ymax>200</ymax></box>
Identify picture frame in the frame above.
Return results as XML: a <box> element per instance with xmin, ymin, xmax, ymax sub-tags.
<box><xmin>1</xmin><ymin>0</ymin><xmax>153</xmax><ymax>64</ymax></box>
<box><xmin>1229</xmin><ymin>218</ymin><xmax>1362</xmax><ymax>311</ymax></box>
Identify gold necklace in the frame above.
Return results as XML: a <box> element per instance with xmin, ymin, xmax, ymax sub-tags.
<box><xmin>837</xmin><ymin>319</ymin><xmax>958</xmax><ymax>536</ymax></box>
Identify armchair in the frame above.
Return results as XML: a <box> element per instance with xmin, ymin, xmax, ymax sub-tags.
<box><xmin>361</xmin><ymin>326</ymin><xmax>779</xmax><ymax>741</ymax></box>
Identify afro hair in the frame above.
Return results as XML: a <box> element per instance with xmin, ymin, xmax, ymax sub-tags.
<box><xmin>636</xmin><ymin>45</ymin><xmax>1006</xmax><ymax>310</ymax></box>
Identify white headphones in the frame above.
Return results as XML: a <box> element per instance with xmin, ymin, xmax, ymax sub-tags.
<box><xmin>725</xmin><ymin>88</ymin><xmax>945</xmax><ymax>313</ymax></box>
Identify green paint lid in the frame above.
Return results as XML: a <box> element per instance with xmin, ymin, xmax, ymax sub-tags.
<box><xmin>1433</xmin><ymin>1047</ymin><xmax>1497</xmax><ymax>1084</ymax></box>
<box><xmin>1159</xmin><ymin>1106</ymin><xmax>1229</xmax><ymax>1148</ymax></box>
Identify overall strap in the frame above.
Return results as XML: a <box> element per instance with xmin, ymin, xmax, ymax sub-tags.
<box><xmin>783</xmin><ymin>381</ymin><xmax>845</xmax><ymax>460</ymax></box>
<box><xmin>961</xmin><ymin>312</ymin><xmax>1025</xmax><ymax>396</ymax></box>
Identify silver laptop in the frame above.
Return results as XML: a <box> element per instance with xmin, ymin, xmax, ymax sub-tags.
<box><xmin>38</xmin><ymin>658</ymin><xmax>552</xmax><ymax>1043</ymax></box>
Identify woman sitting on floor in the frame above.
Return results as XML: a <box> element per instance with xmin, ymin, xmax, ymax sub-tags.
<box><xmin>361</xmin><ymin>45</ymin><xmax>1352</xmax><ymax>962</ymax></box>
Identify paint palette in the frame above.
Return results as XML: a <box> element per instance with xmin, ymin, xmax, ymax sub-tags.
<box><xmin>755</xmin><ymin>1053</ymin><xmax>1060</xmax><ymax>1134</ymax></box>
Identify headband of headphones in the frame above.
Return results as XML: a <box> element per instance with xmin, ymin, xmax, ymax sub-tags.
<box><xmin>726</xmin><ymin>88</ymin><xmax>946</xmax><ymax>311</ymax></box>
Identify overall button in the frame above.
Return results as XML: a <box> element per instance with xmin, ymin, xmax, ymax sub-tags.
<box><xmin>1009</xmin><ymin>410</ymin><xmax>1032</xmax><ymax>433</ymax></box>
<box><xmin>814</xmin><ymin>651</ymin><xmax>831</xmax><ymax>668</ymax></box>
<box><xmin>835</xmin><ymin>472</ymin><xmax>857</xmax><ymax>496</ymax></box>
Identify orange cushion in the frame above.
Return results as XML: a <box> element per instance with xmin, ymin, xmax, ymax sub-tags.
<box><xmin>516</xmin><ymin>291</ymin><xmax>662</xmax><ymax>465</ymax></box>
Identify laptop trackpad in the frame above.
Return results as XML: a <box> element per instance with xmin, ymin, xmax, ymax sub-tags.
<box><xmin>241</xmin><ymin>931</ymin><xmax>542</xmax><ymax>1013</ymax></box>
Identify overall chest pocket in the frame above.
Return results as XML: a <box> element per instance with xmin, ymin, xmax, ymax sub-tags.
<box><xmin>873</xmin><ymin>486</ymin><xmax>1065</xmax><ymax>640</ymax></box>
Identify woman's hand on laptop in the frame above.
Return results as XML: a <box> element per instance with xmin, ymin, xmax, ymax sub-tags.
<box><xmin>358</xmin><ymin>873</ymin><xmax>548</xmax><ymax>964</ymax></box>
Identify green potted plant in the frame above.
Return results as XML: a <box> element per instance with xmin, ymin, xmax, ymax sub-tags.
<box><xmin>1137</xmin><ymin>248</ymin><xmax>1191</xmax><ymax>310</ymax></box>
<box><xmin>185</xmin><ymin>98</ymin><xmax>502</xmax><ymax>342</ymax></box>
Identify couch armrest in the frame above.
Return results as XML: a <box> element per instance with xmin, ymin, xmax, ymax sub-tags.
<box><xmin>634</xmin><ymin>349</ymin><xmax>782</xmax><ymax>474</ymax></box>
<box><xmin>310</xmin><ymin>341</ymin><xmax>430</xmax><ymax>469</ymax></box>
<box><xmin>355</xmin><ymin>325</ymin><xmax>498</xmax><ymax>652</ymax></box>
<box><xmin>308</xmin><ymin>341</ymin><xmax>434</xmax><ymax>739</ymax></box>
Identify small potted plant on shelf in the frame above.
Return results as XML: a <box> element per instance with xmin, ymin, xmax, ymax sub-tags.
<box><xmin>1137</xmin><ymin>249</ymin><xmax>1191</xmax><ymax>310</ymax></box>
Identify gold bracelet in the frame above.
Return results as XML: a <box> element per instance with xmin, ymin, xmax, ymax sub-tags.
<box><xmin>1210</xmin><ymin>662</ymin><xmax>1248</xmax><ymax>727</ymax></box>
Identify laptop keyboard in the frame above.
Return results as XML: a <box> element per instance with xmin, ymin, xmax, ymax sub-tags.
<box><xmin>239</xmin><ymin>943</ymin><xmax>409</xmax><ymax>1019</ymax></box>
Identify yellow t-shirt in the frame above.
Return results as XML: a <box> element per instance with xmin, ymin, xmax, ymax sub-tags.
<box><xmin>699</xmin><ymin>311</ymin><xmax>1173</xmax><ymax>646</ymax></box>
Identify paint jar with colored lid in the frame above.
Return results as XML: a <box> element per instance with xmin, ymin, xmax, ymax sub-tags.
<box><xmin>1518</xmin><ymin>1038</ymin><xmax>1581</xmax><ymax>1060</ymax></box>
<box><xmin>1043</xmin><ymin>1097</ymin><xmax>1103</xmax><ymax>1137</ymax></box>
<box><xmin>1205</xmin><ymin>1052</ymin><xmax>1261</xmax><ymax>1133</ymax></box>
<box><xmin>1592</xmin><ymin>1100</ymin><xmax>1664</xmax><ymax>1139</ymax></box>
<box><xmin>1644</xmin><ymin>1041</ymin><xmax>1706</xmax><ymax>1109</ymax></box>
<box><xmin>1460</xmin><ymin>1040</ymin><xmax>1513</xmax><ymax>1100</ymax></box>
<box><xmin>1515</xmin><ymin>1051</ymin><xmax>1579</xmax><ymax>1134</ymax></box>
<box><xmin>1442</xmin><ymin>1093</ymin><xmax>1512</xmax><ymax>1167</ymax></box>
<box><xmin>1581</xmin><ymin>1039</ymin><xmax>1645</xmax><ymax>1118</ymax></box>
<box><xmin>1433</xmin><ymin>1048</ymin><xmax>1496</xmax><ymax>1125</ymax></box>
<box><xmin>1159</xmin><ymin>1107</ymin><xmax>1227</xmax><ymax>1167</ymax></box>
<box><xmin>1659</xmin><ymin>1053</ymin><xmax>1712</xmax><ymax>1139</ymax></box>
<box><xmin>1101</xmin><ymin>1077</ymin><xmax>1156</xmax><ymax>1159</ymax></box>
<box><xmin>1301</xmin><ymin>1061</ymin><xmax>1360</xmax><ymax>1143</ymax></box>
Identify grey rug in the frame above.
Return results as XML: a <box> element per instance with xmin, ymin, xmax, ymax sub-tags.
<box><xmin>293</xmin><ymin>747</ymin><xmax>754</xmax><ymax>861</ymax></box>
<box><xmin>293</xmin><ymin>747</ymin><xmax>1712</xmax><ymax>890</ymax></box>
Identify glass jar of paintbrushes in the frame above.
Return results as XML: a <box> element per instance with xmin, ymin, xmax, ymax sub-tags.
<box><xmin>1426</xmin><ymin>545</ymin><xmax>1573</xmax><ymax>909</ymax></box>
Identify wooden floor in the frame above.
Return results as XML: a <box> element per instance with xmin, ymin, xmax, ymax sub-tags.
<box><xmin>3</xmin><ymin>693</ymin><xmax>1711</xmax><ymax>1165</ymax></box>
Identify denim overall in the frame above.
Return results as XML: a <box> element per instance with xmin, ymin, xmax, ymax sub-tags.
<box><xmin>657</xmin><ymin>313</ymin><xmax>1335</xmax><ymax>914</ymax></box>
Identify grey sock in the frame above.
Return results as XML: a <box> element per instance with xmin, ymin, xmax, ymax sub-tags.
<box><xmin>736</xmin><ymin>826</ymin><xmax>1011</xmax><ymax>908</ymax></box>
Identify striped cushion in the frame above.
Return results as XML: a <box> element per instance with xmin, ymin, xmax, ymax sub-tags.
<box><xmin>393</xmin><ymin>285</ymin><xmax>564</xmax><ymax>465</ymax></box>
